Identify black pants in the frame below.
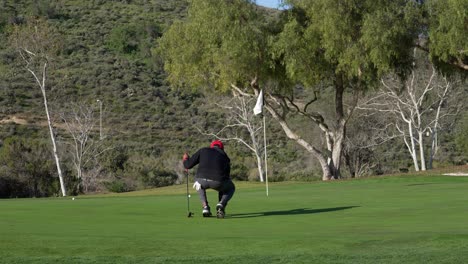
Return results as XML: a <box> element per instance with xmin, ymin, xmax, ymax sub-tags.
<box><xmin>195</xmin><ymin>178</ymin><xmax>235</xmax><ymax>208</ymax></box>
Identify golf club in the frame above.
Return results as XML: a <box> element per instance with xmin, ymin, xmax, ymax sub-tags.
<box><xmin>185</xmin><ymin>169</ymin><xmax>193</xmax><ymax>217</ymax></box>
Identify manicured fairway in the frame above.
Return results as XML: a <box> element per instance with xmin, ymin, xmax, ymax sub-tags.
<box><xmin>1</xmin><ymin>175</ymin><xmax>468</xmax><ymax>263</ymax></box>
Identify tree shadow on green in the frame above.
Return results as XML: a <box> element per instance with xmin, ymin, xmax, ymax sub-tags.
<box><xmin>229</xmin><ymin>206</ymin><xmax>359</xmax><ymax>219</ymax></box>
<box><xmin>406</xmin><ymin>183</ymin><xmax>438</xmax><ymax>186</ymax></box>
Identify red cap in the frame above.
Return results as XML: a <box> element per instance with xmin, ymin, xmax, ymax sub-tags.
<box><xmin>210</xmin><ymin>140</ymin><xmax>224</xmax><ymax>149</ymax></box>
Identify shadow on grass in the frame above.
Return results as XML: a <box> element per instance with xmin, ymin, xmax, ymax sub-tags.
<box><xmin>406</xmin><ymin>183</ymin><xmax>438</xmax><ymax>186</ymax></box>
<box><xmin>229</xmin><ymin>206</ymin><xmax>359</xmax><ymax>219</ymax></box>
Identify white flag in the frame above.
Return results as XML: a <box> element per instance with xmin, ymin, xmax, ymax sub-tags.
<box><xmin>253</xmin><ymin>90</ymin><xmax>263</xmax><ymax>116</ymax></box>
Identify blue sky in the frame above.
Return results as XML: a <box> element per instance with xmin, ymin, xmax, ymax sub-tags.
<box><xmin>256</xmin><ymin>0</ymin><xmax>283</xmax><ymax>9</ymax></box>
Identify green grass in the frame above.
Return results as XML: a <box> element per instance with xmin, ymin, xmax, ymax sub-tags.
<box><xmin>1</xmin><ymin>175</ymin><xmax>468</xmax><ymax>263</ymax></box>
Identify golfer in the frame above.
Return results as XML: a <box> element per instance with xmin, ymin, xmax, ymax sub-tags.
<box><xmin>183</xmin><ymin>140</ymin><xmax>235</xmax><ymax>218</ymax></box>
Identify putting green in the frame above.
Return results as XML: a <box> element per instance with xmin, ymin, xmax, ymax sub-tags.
<box><xmin>1</xmin><ymin>175</ymin><xmax>467</xmax><ymax>263</ymax></box>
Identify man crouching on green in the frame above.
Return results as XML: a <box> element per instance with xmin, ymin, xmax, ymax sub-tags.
<box><xmin>183</xmin><ymin>140</ymin><xmax>235</xmax><ymax>219</ymax></box>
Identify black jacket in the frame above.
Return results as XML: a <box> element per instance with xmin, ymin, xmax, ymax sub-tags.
<box><xmin>183</xmin><ymin>147</ymin><xmax>231</xmax><ymax>182</ymax></box>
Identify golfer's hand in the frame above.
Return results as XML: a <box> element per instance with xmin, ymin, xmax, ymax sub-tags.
<box><xmin>183</xmin><ymin>153</ymin><xmax>189</xmax><ymax>161</ymax></box>
<box><xmin>193</xmin><ymin>181</ymin><xmax>201</xmax><ymax>191</ymax></box>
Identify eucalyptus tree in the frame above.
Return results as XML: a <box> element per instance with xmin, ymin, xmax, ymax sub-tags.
<box><xmin>158</xmin><ymin>0</ymin><xmax>270</xmax><ymax>91</ymax></box>
<box><xmin>158</xmin><ymin>0</ymin><xmax>420</xmax><ymax>180</ymax></box>
<box><xmin>268</xmin><ymin>0</ymin><xmax>420</xmax><ymax>179</ymax></box>
<box><xmin>422</xmin><ymin>0</ymin><xmax>468</xmax><ymax>71</ymax></box>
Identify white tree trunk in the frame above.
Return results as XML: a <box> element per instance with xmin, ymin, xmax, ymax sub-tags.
<box><xmin>325</xmin><ymin>132</ymin><xmax>333</xmax><ymax>166</ymax></box>
<box><xmin>46</xmin><ymin>109</ymin><xmax>67</xmax><ymax>197</ymax></box>
<box><xmin>407</xmin><ymin>121</ymin><xmax>420</xmax><ymax>171</ymax></box>
<box><xmin>429</xmin><ymin>78</ymin><xmax>449</xmax><ymax>169</ymax></box>
<box><xmin>265</xmin><ymin>105</ymin><xmax>332</xmax><ymax>180</ymax></box>
<box><xmin>418</xmin><ymin>132</ymin><xmax>426</xmax><ymax>171</ymax></box>
<box><xmin>33</xmin><ymin>64</ymin><xmax>67</xmax><ymax>196</ymax></box>
<box><xmin>249</xmin><ymin>123</ymin><xmax>264</xmax><ymax>182</ymax></box>
<box><xmin>255</xmin><ymin>151</ymin><xmax>264</xmax><ymax>182</ymax></box>
<box><xmin>429</xmin><ymin>130</ymin><xmax>436</xmax><ymax>169</ymax></box>
<box><xmin>14</xmin><ymin>21</ymin><xmax>67</xmax><ymax>196</ymax></box>
<box><xmin>330</xmin><ymin>123</ymin><xmax>345</xmax><ymax>178</ymax></box>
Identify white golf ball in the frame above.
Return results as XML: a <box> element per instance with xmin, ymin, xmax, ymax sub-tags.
<box><xmin>188</xmin><ymin>195</ymin><xmax>191</xmax><ymax>198</ymax></box>
<box><xmin>72</xmin><ymin>197</ymin><xmax>75</xmax><ymax>200</ymax></box>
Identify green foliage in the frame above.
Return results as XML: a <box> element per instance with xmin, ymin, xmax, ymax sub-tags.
<box><xmin>455</xmin><ymin>111</ymin><xmax>468</xmax><ymax>156</ymax></box>
<box><xmin>140</xmin><ymin>168</ymin><xmax>178</xmax><ymax>187</ymax></box>
<box><xmin>107</xmin><ymin>22</ymin><xmax>162</xmax><ymax>59</ymax></box>
<box><xmin>107</xmin><ymin>24</ymin><xmax>141</xmax><ymax>55</ymax></box>
<box><xmin>101</xmin><ymin>146</ymin><xmax>129</xmax><ymax>174</ymax></box>
<box><xmin>361</xmin><ymin>0</ymin><xmax>421</xmax><ymax>77</ymax></box>
<box><xmin>0</xmin><ymin>2</ymin><xmax>14</xmax><ymax>34</ymax></box>
<box><xmin>230</xmin><ymin>163</ymin><xmax>249</xmax><ymax>181</ymax></box>
<box><xmin>157</xmin><ymin>0</ymin><xmax>272</xmax><ymax>91</ymax></box>
<box><xmin>427</xmin><ymin>0</ymin><xmax>468</xmax><ymax>67</ymax></box>
<box><xmin>275</xmin><ymin>0</ymin><xmax>420</xmax><ymax>86</ymax></box>
<box><xmin>29</xmin><ymin>0</ymin><xmax>57</xmax><ymax>19</ymax></box>
<box><xmin>285</xmin><ymin>170</ymin><xmax>321</xmax><ymax>181</ymax></box>
<box><xmin>0</xmin><ymin>137</ymin><xmax>59</xmax><ymax>197</ymax></box>
<box><xmin>104</xmin><ymin>179</ymin><xmax>130</xmax><ymax>193</ymax></box>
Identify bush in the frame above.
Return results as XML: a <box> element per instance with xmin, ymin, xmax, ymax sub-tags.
<box><xmin>101</xmin><ymin>146</ymin><xmax>129</xmax><ymax>173</ymax></box>
<box><xmin>455</xmin><ymin>112</ymin><xmax>468</xmax><ymax>157</ymax></box>
<box><xmin>104</xmin><ymin>179</ymin><xmax>130</xmax><ymax>193</ymax></box>
<box><xmin>230</xmin><ymin>163</ymin><xmax>248</xmax><ymax>181</ymax></box>
<box><xmin>0</xmin><ymin>175</ymin><xmax>28</xmax><ymax>198</ymax></box>
<box><xmin>107</xmin><ymin>24</ymin><xmax>141</xmax><ymax>55</ymax></box>
<box><xmin>140</xmin><ymin>168</ymin><xmax>178</xmax><ymax>188</ymax></box>
<box><xmin>285</xmin><ymin>170</ymin><xmax>321</xmax><ymax>181</ymax></box>
<box><xmin>0</xmin><ymin>137</ymin><xmax>59</xmax><ymax>197</ymax></box>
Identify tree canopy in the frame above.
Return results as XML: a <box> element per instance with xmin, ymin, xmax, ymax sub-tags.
<box><xmin>275</xmin><ymin>0</ymin><xmax>421</xmax><ymax>87</ymax></box>
<box><xmin>426</xmin><ymin>0</ymin><xmax>468</xmax><ymax>71</ymax></box>
<box><xmin>158</xmin><ymin>0</ymin><xmax>273</xmax><ymax>91</ymax></box>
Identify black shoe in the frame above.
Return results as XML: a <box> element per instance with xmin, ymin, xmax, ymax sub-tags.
<box><xmin>216</xmin><ymin>203</ymin><xmax>225</xmax><ymax>219</ymax></box>
<box><xmin>202</xmin><ymin>206</ymin><xmax>212</xmax><ymax>217</ymax></box>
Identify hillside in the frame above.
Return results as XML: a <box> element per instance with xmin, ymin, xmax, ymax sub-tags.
<box><xmin>0</xmin><ymin>0</ymin><xmax>287</xmax><ymax>148</ymax></box>
<box><xmin>1</xmin><ymin>0</ymin><xmax>191</xmax><ymax>145</ymax></box>
<box><xmin>0</xmin><ymin>0</ymin><xmax>303</xmax><ymax>197</ymax></box>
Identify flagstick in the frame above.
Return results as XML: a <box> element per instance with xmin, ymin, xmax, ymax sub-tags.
<box><xmin>263</xmin><ymin>114</ymin><xmax>269</xmax><ymax>197</ymax></box>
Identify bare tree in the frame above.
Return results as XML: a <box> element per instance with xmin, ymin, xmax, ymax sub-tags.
<box><xmin>164</xmin><ymin>153</ymin><xmax>187</xmax><ymax>184</ymax></box>
<box><xmin>342</xmin><ymin>114</ymin><xmax>380</xmax><ymax>178</ymax></box>
<box><xmin>80</xmin><ymin>164</ymin><xmax>104</xmax><ymax>193</ymax></box>
<box><xmin>10</xmin><ymin>18</ymin><xmax>67</xmax><ymax>196</ymax></box>
<box><xmin>61</xmin><ymin>103</ymin><xmax>108</xmax><ymax>192</ymax></box>
<box><xmin>357</xmin><ymin>58</ymin><xmax>462</xmax><ymax>171</ymax></box>
<box><xmin>196</xmin><ymin>91</ymin><xmax>266</xmax><ymax>182</ymax></box>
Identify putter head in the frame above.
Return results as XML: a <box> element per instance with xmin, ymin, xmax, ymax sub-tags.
<box><xmin>187</xmin><ymin>212</ymin><xmax>193</xmax><ymax>217</ymax></box>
